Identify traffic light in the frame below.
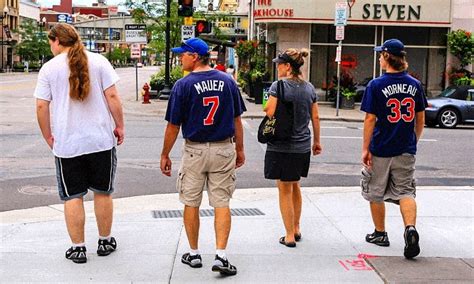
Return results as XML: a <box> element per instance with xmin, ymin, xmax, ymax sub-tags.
<box><xmin>178</xmin><ymin>0</ymin><xmax>193</xmax><ymax>17</ymax></box>
<box><xmin>195</xmin><ymin>20</ymin><xmax>212</xmax><ymax>36</ymax></box>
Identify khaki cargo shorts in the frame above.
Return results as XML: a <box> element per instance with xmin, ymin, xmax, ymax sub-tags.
<box><xmin>361</xmin><ymin>153</ymin><xmax>417</xmax><ymax>204</ymax></box>
<box><xmin>177</xmin><ymin>140</ymin><xmax>236</xmax><ymax>208</ymax></box>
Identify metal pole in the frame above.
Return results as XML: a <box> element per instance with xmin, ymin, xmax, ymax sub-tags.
<box><xmin>1</xmin><ymin>17</ymin><xmax>4</xmax><ymax>72</ymax></box>
<box><xmin>1</xmin><ymin>35</ymin><xmax>3</xmax><ymax>72</ymax></box>
<box><xmin>159</xmin><ymin>0</ymin><xmax>171</xmax><ymax>100</ymax></box>
<box><xmin>108</xmin><ymin>13</ymin><xmax>112</xmax><ymax>61</ymax></box>
<box><xmin>135</xmin><ymin>60</ymin><xmax>139</xmax><ymax>101</ymax></box>
<box><xmin>336</xmin><ymin>40</ymin><xmax>342</xmax><ymax>117</ymax></box>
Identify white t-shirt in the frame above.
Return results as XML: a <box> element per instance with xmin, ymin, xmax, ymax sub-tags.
<box><xmin>34</xmin><ymin>51</ymin><xmax>120</xmax><ymax>158</ymax></box>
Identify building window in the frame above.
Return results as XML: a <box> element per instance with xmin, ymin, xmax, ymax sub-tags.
<box><xmin>310</xmin><ymin>24</ymin><xmax>448</xmax><ymax>98</ymax></box>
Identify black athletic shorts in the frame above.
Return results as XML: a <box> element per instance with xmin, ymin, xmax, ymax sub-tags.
<box><xmin>264</xmin><ymin>151</ymin><xmax>310</xmax><ymax>182</ymax></box>
<box><xmin>55</xmin><ymin>148</ymin><xmax>117</xmax><ymax>201</ymax></box>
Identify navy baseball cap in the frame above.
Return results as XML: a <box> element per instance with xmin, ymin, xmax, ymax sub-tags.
<box><xmin>171</xmin><ymin>38</ymin><xmax>209</xmax><ymax>56</ymax></box>
<box><xmin>374</xmin><ymin>39</ymin><xmax>405</xmax><ymax>56</ymax></box>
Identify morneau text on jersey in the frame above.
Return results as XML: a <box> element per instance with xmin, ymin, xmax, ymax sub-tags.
<box><xmin>194</xmin><ymin>80</ymin><xmax>225</xmax><ymax>95</ymax></box>
<box><xmin>381</xmin><ymin>84</ymin><xmax>417</xmax><ymax>98</ymax></box>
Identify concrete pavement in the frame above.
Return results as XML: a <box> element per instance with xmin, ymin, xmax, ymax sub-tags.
<box><xmin>1</xmin><ymin>77</ymin><xmax>472</xmax><ymax>282</ymax></box>
<box><xmin>1</xmin><ymin>186</ymin><xmax>473</xmax><ymax>283</ymax></box>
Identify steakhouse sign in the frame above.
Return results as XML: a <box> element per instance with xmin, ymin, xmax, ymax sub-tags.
<box><xmin>254</xmin><ymin>0</ymin><xmax>294</xmax><ymax>18</ymax></box>
<box><xmin>254</xmin><ymin>0</ymin><xmax>451</xmax><ymax>27</ymax></box>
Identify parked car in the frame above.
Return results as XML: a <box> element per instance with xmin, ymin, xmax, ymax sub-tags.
<box><xmin>425</xmin><ymin>85</ymin><xmax>474</xmax><ymax>128</ymax></box>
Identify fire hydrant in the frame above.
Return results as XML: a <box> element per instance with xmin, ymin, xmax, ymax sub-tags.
<box><xmin>142</xmin><ymin>83</ymin><xmax>151</xmax><ymax>104</ymax></box>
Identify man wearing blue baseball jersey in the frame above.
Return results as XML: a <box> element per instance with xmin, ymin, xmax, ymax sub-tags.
<box><xmin>360</xmin><ymin>39</ymin><xmax>427</xmax><ymax>259</ymax></box>
<box><xmin>160</xmin><ymin>38</ymin><xmax>246</xmax><ymax>276</ymax></box>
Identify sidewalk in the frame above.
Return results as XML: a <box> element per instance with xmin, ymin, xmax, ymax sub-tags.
<box><xmin>122</xmin><ymin>93</ymin><xmax>366</xmax><ymax>122</ymax></box>
<box><xmin>1</xmin><ymin>186</ymin><xmax>473</xmax><ymax>283</ymax></box>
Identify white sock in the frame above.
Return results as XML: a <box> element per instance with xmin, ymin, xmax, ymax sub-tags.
<box><xmin>99</xmin><ymin>235</ymin><xmax>111</xmax><ymax>241</ymax></box>
<box><xmin>190</xmin><ymin>249</ymin><xmax>200</xmax><ymax>256</ymax></box>
<box><xmin>216</xmin><ymin>249</ymin><xmax>226</xmax><ymax>260</ymax></box>
<box><xmin>72</xmin><ymin>242</ymin><xmax>85</xmax><ymax>248</ymax></box>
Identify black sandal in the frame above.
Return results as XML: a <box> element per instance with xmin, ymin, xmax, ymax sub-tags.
<box><xmin>279</xmin><ymin>236</ymin><xmax>296</xmax><ymax>247</ymax></box>
<box><xmin>295</xmin><ymin>233</ymin><xmax>302</xmax><ymax>242</ymax></box>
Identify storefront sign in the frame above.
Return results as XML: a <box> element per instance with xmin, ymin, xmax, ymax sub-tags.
<box><xmin>57</xmin><ymin>14</ymin><xmax>68</xmax><ymax>23</ymax></box>
<box><xmin>206</xmin><ymin>16</ymin><xmax>247</xmax><ymax>36</ymax></box>
<box><xmin>362</xmin><ymin>4</ymin><xmax>420</xmax><ymax>20</ymax></box>
<box><xmin>253</xmin><ymin>0</ymin><xmax>294</xmax><ymax>18</ymax></box>
<box><xmin>254</xmin><ymin>0</ymin><xmax>450</xmax><ymax>26</ymax></box>
<box><xmin>108</xmin><ymin>6</ymin><xmax>118</xmax><ymax>16</ymax></box>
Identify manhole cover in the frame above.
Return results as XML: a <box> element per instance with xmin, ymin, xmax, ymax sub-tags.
<box><xmin>18</xmin><ymin>185</ymin><xmax>57</xmax><ymax>195</ymax></box>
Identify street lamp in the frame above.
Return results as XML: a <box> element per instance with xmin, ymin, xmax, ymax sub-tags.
<box><xmin>159</xmin><ymin>0</ymin><xmax>171</xmax><ymax>100</ymax></box>
<box><xmin>1</xmin><ymin>5</ymin><xmax>10</xmax><ymax>72</ymax></box>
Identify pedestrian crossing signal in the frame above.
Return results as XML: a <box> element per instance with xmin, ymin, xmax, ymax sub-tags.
<box><xmin>178</xmin><ymin>0</ymin><xmax>193</xmax><ymax>17</ymax></box>
<box><xmin>195</xmin><ymin>20</ymin><xmax>212</xmax><ymax>36</ymax></box>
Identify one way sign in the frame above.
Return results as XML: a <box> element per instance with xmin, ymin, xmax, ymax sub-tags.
<box><xmin>181</xmin><ymin>25</ymin><xmax>195</xmax><ymax>41</ymax></box>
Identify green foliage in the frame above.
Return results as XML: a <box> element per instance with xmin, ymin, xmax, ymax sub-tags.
<box><xmin>454</xmin><ymin>75</ymin><xmax>473</xmax><ymax>86</ymax></box>
<box><xmin>447</xmin><ymin>29</ymin><xmax>474</xmax><ymax>68</ymax></box>
<box><xmin>332</xmin><ymin>69</ymin><xmax>356</xmax><ymax>98</ymax></box>
<box><xmin>235</xmin><ymin>40</ymin><xmax>257</xmax><ymax>60</ymax></box>
<box><xmin>235</xmin><ymin>40</ymin><xmax>268</xmax><ymax>87</ymax></box>
<box><xmin>13</xmin><ymin>62</ymin><xmax>25</xmax><ymax>70</ymax></box>
<box><xmin>14</xmin><ymin>19</ymin><xmax>52</xmax><ymax>63</ymax></box>
<box><xmin>448</xmin><ymin>69</ymin><xmax>472</xmax><ymax>86</ymax></box>
<box><xmin>341</xmin><ymin>88</ymin><xmax>357</xmax><ymax>99</ymax></box>
<box><xmin>110</xmin><ymin>47</ymin><xmax>130</xmax><ymax>65</ymax></box>
<box><xmin>124</xmin><ymin>0</ymin><xmax>228</xmax><ymax>67</ymax></box>
<box><xmin>149</xmin><ymin>65</ymin><xmax>183</xmax><ymax>90</ymax></box>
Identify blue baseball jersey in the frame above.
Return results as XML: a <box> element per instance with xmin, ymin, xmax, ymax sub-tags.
<box><xmin>165</xmin><ymin>70</ymin><xmax>246</xmax><ymax>142</ymax></box>
<box><xmin>361</xmin><ymin>71</ymin><xmax>428</xmax><ymax>157</ymax></box>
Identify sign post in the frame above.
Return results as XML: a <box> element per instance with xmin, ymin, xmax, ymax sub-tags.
<box><xmin>126</xmin><ymin>25</ymin><xmax>147</xmax><ymax>101</ymax></box>
<box><xmin>334</xmin><ymin>2</ymin><xmax>348</xmax><ymax>117</ymax></box>
<box><xmin>131</xmin><ymin>44</ymin><xmax>141</xmax><ymax>101</ymax></box>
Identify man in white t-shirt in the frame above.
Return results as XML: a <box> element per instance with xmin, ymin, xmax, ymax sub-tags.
<box><xmin>34</xmin><ymin>24</ymin><xmax>124</xmax><ymax>264</ymax></box>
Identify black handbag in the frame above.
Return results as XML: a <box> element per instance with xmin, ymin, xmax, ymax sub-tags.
<box><xmin>257</xmin><ymin>80</ymin><xmax>294</xmax><ymax>144</ymax></box>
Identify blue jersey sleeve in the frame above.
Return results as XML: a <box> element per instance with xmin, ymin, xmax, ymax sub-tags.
<box><xmin>360</xmin><ymin>81</ymin><xmax>377</xmax><ymax>114</ymax></box>
<box><xmin>230</xmin><ymin>79</ymin><xmax>246</xmax><ymax>117</ymax></box>
<box><xmin>414</xmin><ymin>82</ymin><xmax>428</xmax><ymax>112</ymax></box>
<box><xmin>165</xmin><ymin>81</ymin><xmax>183</xmax><ymax>125</ymax></box>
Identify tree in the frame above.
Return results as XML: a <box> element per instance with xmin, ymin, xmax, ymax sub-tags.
<box><xmin>14</xmin><ymin>19</ymin><xmax>51</xmax><ymax>63</ymax></box>
<box><xmin>110</xmin><ymin>47</ymin><xmax>130</xmax><ymax>66</ymax></box>
<box><xmin>124</xmin><ymin>0</ymin><xmax>232</xmax><ymax>67</ymax></box>
<box><xmin>447</xmin><ymin>29</ymin><xmax>474</xmax><ymax>69</ymax></box>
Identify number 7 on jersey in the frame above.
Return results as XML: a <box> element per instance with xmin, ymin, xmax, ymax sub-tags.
<box><xmin>203</xmin><ymin>96</ymin><xmax>220</xmax><ymax>125</ymax></box>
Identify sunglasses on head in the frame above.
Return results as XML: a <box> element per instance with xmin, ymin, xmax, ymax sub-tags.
<box><xmin>182</xmin><ymin>42</ymin><xmax>198</xmax><ymax>54</ymax></box>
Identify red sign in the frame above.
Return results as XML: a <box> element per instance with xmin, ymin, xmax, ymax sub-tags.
<box><xmin>131</xmin><ymin>44</ymin><xmax>141</xmax><ymax>59</ymax></box>
<box><xmin>341</xmin><ymin>54</ymin><xmax>357</xmax><ymax>68</ymax></box>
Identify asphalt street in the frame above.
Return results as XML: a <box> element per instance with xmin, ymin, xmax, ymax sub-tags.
<box><xmin>1</xmin><ymin>67</ymin><xmax>473</xmax><ymax>211</ymax></box>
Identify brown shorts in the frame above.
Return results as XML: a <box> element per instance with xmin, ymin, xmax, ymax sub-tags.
<box><xmin>177</xmin><ymin>140</ymin><xmax>236</xmax><ymax>208</ymax></box>
<box><xmin>361</xmin><ymin>153</ymin><xmax>417</xmax><ymax>204</ymax></box>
